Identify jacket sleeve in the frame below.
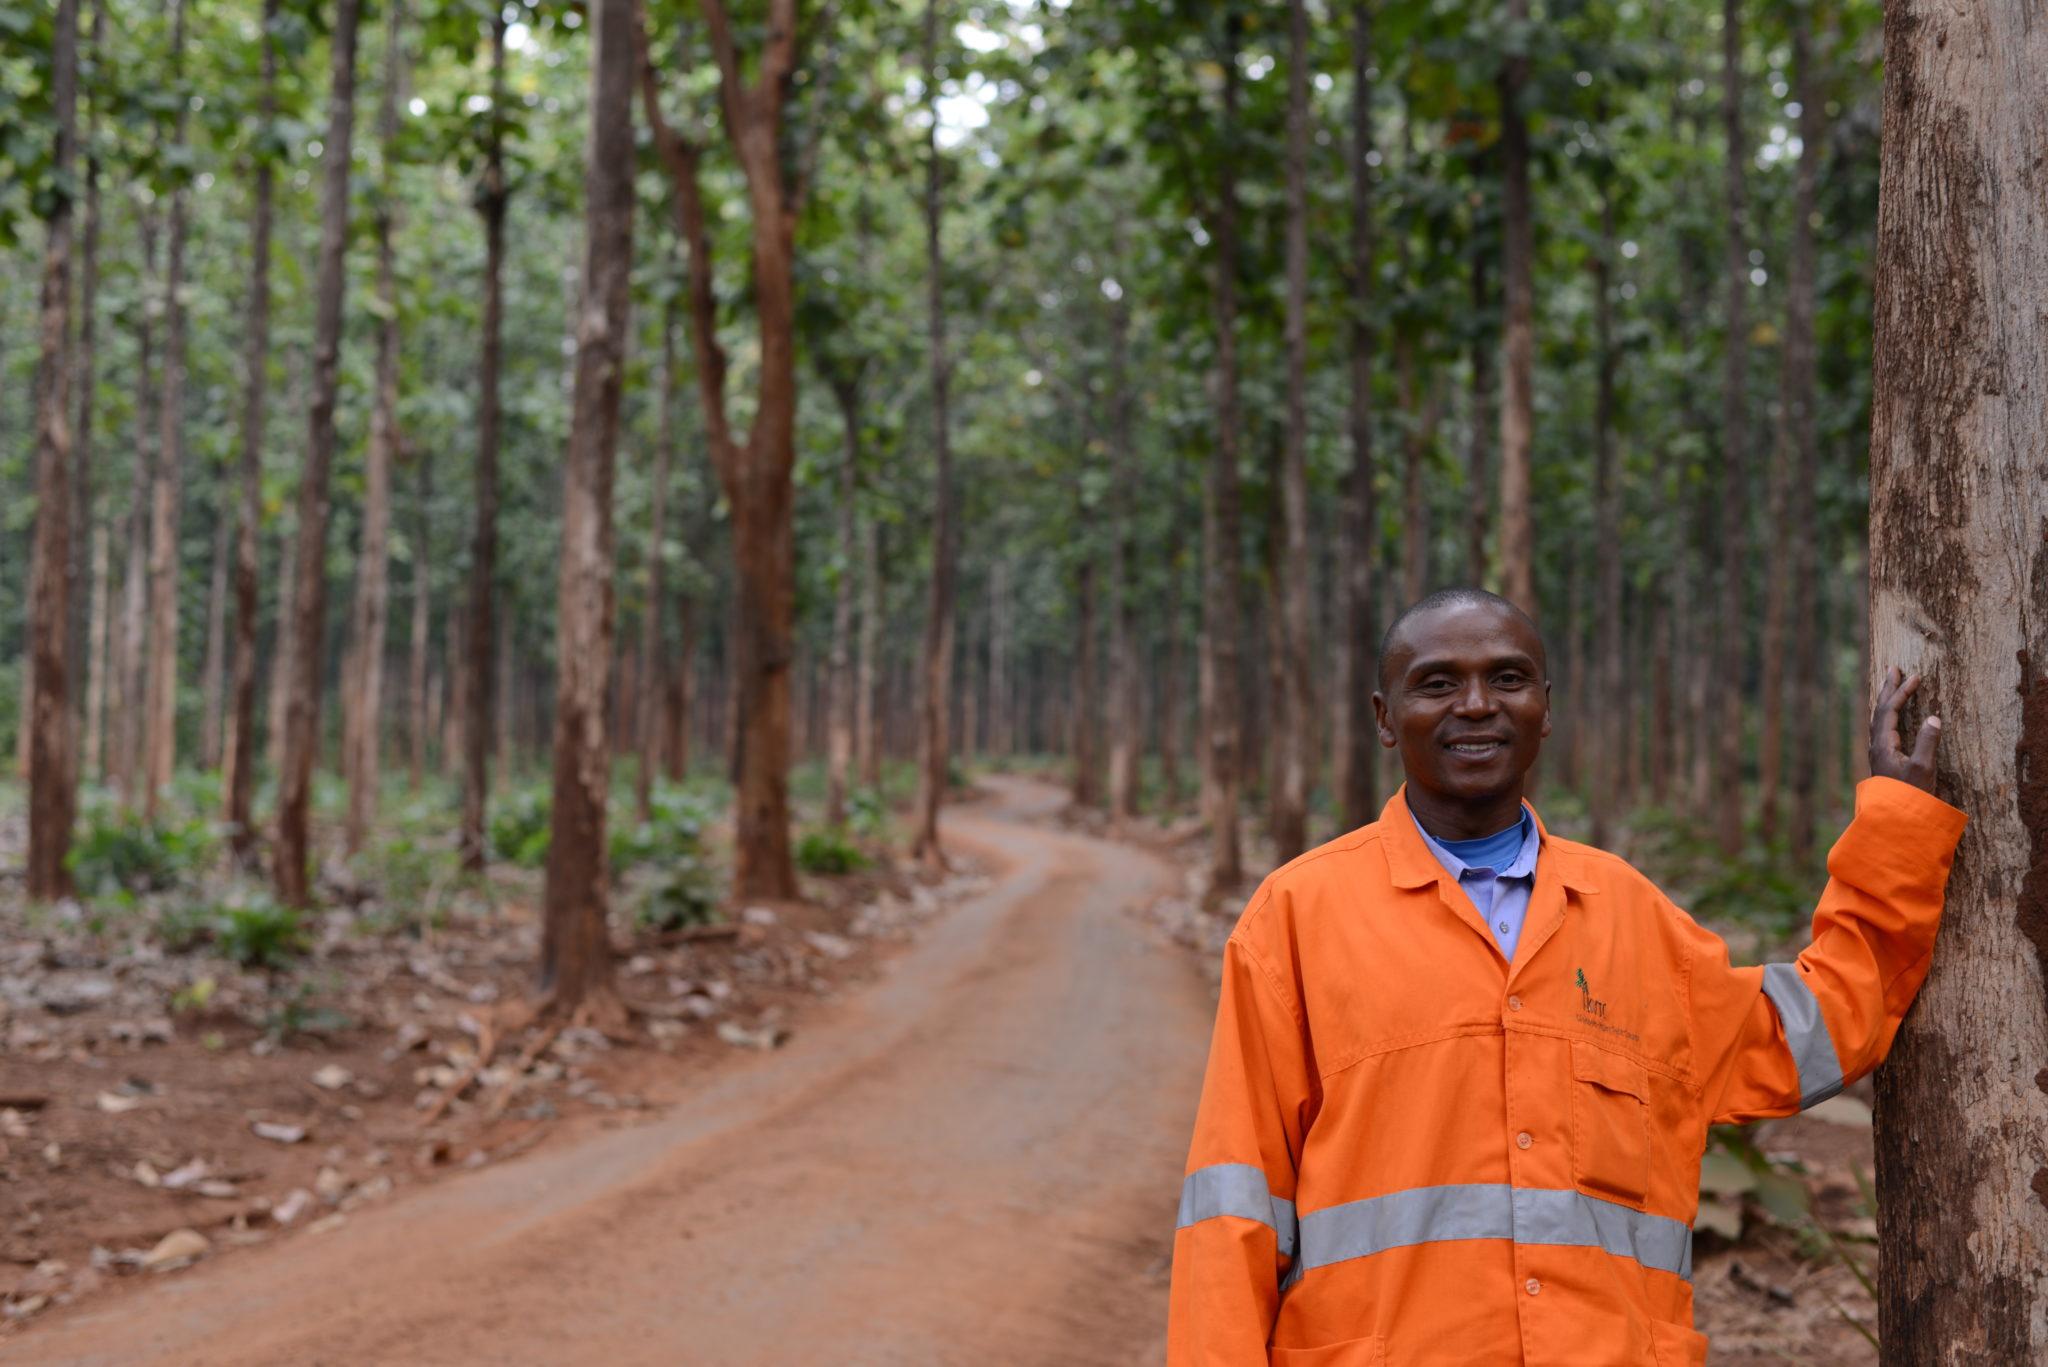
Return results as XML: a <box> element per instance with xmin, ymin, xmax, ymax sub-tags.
<box><xmin>1167</xmin><ymin>924</ymin><xmax>1317</xmax><ymax>1366</ymax></box>
<box><xmin>1688</xmin><ymin>776</ymin><xmax>1967</xmax><ymax>1126</ymax></box>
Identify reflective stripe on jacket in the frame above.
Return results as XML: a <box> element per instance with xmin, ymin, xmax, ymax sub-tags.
<box><xmin>1167</xmin><ymin>777</ymin><xmax>1966</xmax><ymax>1367</ymax></box>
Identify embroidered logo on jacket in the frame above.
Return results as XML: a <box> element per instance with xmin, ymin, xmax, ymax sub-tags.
<box><xmin>1576</xmin><ymin>968</ymin><xmax>1607</xmax><ymax>1019</ymax></box>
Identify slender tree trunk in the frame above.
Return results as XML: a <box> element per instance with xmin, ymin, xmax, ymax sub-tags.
<box><xmin>1781</xmin><ymin>15</ymin><xmax>1825</xmax><ymax>863</ymax></box>
<box><xmin>71</xmin><ymin>0</ymin><xmax>104</xmax><ymax>786</ymax></box>
<box><xmin>1105</xmin><ymin>290</ymin><xmax>1139</xmax><ymax>830</ymax></box>
<box><xmin>1868</xmin><ymin>0</ymin><xmax>2048</xmax><ymax>1350</ymax></box>
<box><xmin>461</xmin><ymin>11</ymin><xmax>508</xmax><ymax>872</ymax></box>
<box><xmin>637</xmin><ymin>298</ymin><xmax>679</xmax><ymax>823</ymax></box>
<box><xmin>540</xmin><ymin>0</ymin><xmax>635</xmax><ymax>1016</ymax></box>
<box><xmin>1161</xmin><ymin>563</ymin><xmax>1185</xmax><ymax>811</ymax></box>
<box><xmin>274</xmin><ymin>0</ymin><xmax>363</xmax><ymax>906</ymax></box>
<box><xmin>142</xmin><ymin>0</ymin><xmax>192</xmax><ymax>819</ymax></box>
<box><xmin>344</xmin><ymin>0</ymin><xmax>408</xmax><ymax>856</ymax></box>
<box><xmin>856</xmin><ymin>514</ymin><xmax>881</xmax><ymax>788</ymax></box>
<box><xmin>1199</xmin><ymin>6</ymin><xmax>1246</xmax><ymax>892</ymax></box>
<box><xmin>1712</xmin><ymin>0</ymin><xmax>1751</xmax><ymax>853</ymax></box>
<box><xmin>407</xmin><ymin>452</ymin><xmax>430</xmax><ymax>791</ymax></box>
<box><xmin>265</xmin><ymin>512</ymin><xmax>297</xmax><ymax>780</ymax></box>
<box><xmin>114</xmin><ymin>204</ymin><xmax>159</xmax><ymax>808</ymax></box>
<box><xmin>1589</xmin><ymin>172</ymin><xmax>1621</xmax><ymax>848</ymax></box>
<box><xmin>912</xmin><ymin>0</ymin><xmax>958</xmax><ymax>868</ymax></box>
<box><xmin>1466</xmin><ymin>252</ymin><xmax>1493</xmax><ymax>586</ymax></box>
<box><xmin>824</xmin><ymin>374</ymin><xmax>859</xmax><ymax>828</ymax></box>
<box><xmin>85</xmin><ymin>523</ymin><xmax>109</xmax><ymax>781</ymax></box>
<box><xmin>25</xmin><ymin>0</ymin><xmax>80</xmax><ymax>900</ymax></box>
<box><xmin>1399</xmin><ymin>348</ymin><xmax>1440</xmax><ymax>604</ymax></box>
<box><xmin>1270</xmin><ymin>0</ymin><xmax>1313</xmax><ymax>863</ymax></box>
<box><xmin>1072</xmin><ymin>553</ymin><xmax>1101</xmax><ymax>807</ymax></box>
<box><xmin>197</xmin><ymin>507</ymin><xmax>230</xmax><ymax>768</ymax></box>
<box><xmin>1496</xmin><ymin>0</ymin><xmax>1536</xmax><ymax>615</ymax></box>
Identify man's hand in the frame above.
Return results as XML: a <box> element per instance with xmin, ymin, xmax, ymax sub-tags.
<box><xmin>1869</xmin><ymin>666</ymin><xmax>1942</xmax><ymax>794</ymax></box>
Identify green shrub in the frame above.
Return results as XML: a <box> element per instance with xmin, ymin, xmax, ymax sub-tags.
<box><xmin>216</xmin><ymin>896</ymin><xmax>309</xmax><ymax>968</ymax></box>
<box><xmin>795</xmin><ymin>826</ymin><xmax>868</xmax><ymax>875</ymax></box>
<box><xmin>361</xmin><ymin>836</ymin><xmax>451</xmax><ymax>931</ymax></box>
<box><xmin>637</xmin><ymin>856</ymin><xmax>722</xmax><ymax>931</ymax></box>
<box><xmin>67</xmin><ymin>804</ymin><xmax>217</xmax><ymax>896</ymax></box>
<box><xmin>609</xmin><ymin>785</ymin><xmax>715</xmax><ymax>872</ymax></box>
<box><xmin>157</xmin><ymin>902</ymin><xmax>217</xmax><ymax>954</ymax></box>
<box><xmin>846</xmin><ymin>788</ymin><xmax>891</xmax><ymax>840</ymax></box>
<box><xmin>488</xmin><ymin>785</ymin><xmax>554</xmax><ymax>867</ymax></box>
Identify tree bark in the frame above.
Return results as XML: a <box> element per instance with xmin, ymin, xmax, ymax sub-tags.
<box><xmin>142</xmin><ymin>0</ymin><xmax>192</xmax><ymax>819</ymax></box>
<box><xmin>1270</xmin><ymin>0</ymin><xmax>1313</xmax><ymax>863</ymax></box>
<box><xmin>197</xmin><ymin>502</ymin><xmax>230</xmax><ymax>768</ymax></box>
<box><xmin>274</xmin><ymin>0</ymin><xmax>363</xmax><ymax>907</ymax></box>
<box><xmin>1868</xmin><ymin>0</ymin><xmax>2048</xmax><ymax>1353</ymax></box>
<box><xmin>1072</xmin><ymin>550</ymin><xmax>1101</xmax><ymax>808</ymax></box>
<box><xmin>637</xmin><ymin>296</ymin><xmax>680</xmax><ymax>823</ymax></box>
<box><xmin>1105</xmin><ymin>288</ymin><xmax>1139</xmax><ymax>831</ymax></box>
<box><xmin>1495</xmin><ymin>0</ymin><xmax>1535</xmax><ymax>615</ymax></box>
<box><xmin>1589</xmin><ymin>172</ymin><xmax>1621</xmax><ymax>848</ymax></box>
<box><xmin>824</xmin><ymin>372</ymin><xmax>859</xmax><ymax>828</ymax></box>
<box><xmin>540</xmin><ymin>0</ymin><xmax>635</xmax><ymax>1017</ymax></box>
<box><xmin>407</xmin><ymin>449</ymin><xmax>430</xmax><ymax>791</ymax></box>
<box><xmin>1198</xmin><ymin>6</ymin><xmax>1246</xmax><ymax>894</ymax></box>
<box><xmin>1781</xmin><ymin>15</ymin><xmax>1825</xmax><ymax>863</ymax></box>
<box><xmin>461</xmin><ymin>10</ymin><xmax>508</xmax><ymax>872</ymax></box>
<box><xmin>912</xmin><ymin>0</ymin><xmax>958</xmax><ymax>868</ymax></box>
<box><xmin>71</xmin><ymin>0</ymin><xmax>104</xmax><ymax>787</ymax></box>
<box><xmin>25</xmin><ymin>0</ymin><xmax>79</xmax><ymax>900</ymax></box>
<box><xmin>856</xmin><ymin>513</ymin><xmax>881</xmax><ymax>789</ymax></box>
<box><xmin>1711</xmin><ymin>0</ymin><xmax>1751</xmax><ymax>853</ymax></box>
<box><xmin>344</xmin><ymin>0</ymin><xmax>409</xmax><ymax>856</ymax></box>
<box><xmin>1466</xmin><ymin>252</ymin><xmax>1493</xmax><ymax>586</ymax></box>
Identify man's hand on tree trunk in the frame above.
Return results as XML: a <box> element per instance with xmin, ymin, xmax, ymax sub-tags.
<box><xmin>1869</xmin><ymin>665</ymin><xmax>1942</xmax><ymax>794</ymax></box>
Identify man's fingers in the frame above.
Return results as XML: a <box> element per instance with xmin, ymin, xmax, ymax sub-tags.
<box><xmin>1910</xmin><ymin>715</ymin><xmax>1942</xmax><ymax>772</ymax></box>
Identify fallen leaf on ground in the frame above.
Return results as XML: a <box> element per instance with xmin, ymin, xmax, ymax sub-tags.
<box><xmin>3</xmin><ymin>1294</ymin><xmax>49</xmax><ymax>1320</ymax></box>
<box><xmin>310</xmin><ymin>1065</ymin><xmax>354</xmax><ymax>1091</ymax></box>
<box><xmin>160</xmin><ymin>1159</ymin><xmax>210</xmax><ymax>1190</ymax></box>
<box><xmin>95</xmin><ymin>1091</ymin><xmax>143</xmax><ymax>1114</ymax></box>
<box><xmin>270</xmin><ymin>1189</ymin><xmax>314</xmax><ymax>1225</ymax></box>
<box><xmin>716</xmin><ymin>1021</ymin><xmax>790</xmax><ymax>1051</ymax></box>
<box><xmin>250</xmin><ymin>1121</ymin><xmax>307</xmax><ymax>1144</ymax></box>
<box><xmin>141</xmin><ymin>1228</ymin><xmax>209</xmax><ymax>1272</ymax></box>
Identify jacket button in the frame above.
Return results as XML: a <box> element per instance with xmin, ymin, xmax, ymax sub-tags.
<box><xmin>1507</xmin><ymin>996</ymin><xmax>1523</xmax><ymax>1012</ymax></box>
<box><xmin>1526</xmin><ymin>1278</ymin><xmax>1542</xmax><ymax>1296</ymax></box>
<box><xmin>1516</xmin><ymin>1132</ymin><xmax>1533</xmax><ymax>1149</ymax></box>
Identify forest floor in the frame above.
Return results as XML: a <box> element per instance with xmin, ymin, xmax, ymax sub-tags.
<box><xmin>6</xmin><ymin>771</ymin><xmax>1881</xmax><ymax>1364</ymax></box>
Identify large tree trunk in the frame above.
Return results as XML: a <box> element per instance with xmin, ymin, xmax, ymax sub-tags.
<box><xmin>1589</xmin><ymin>173</ymin><xmax>1621</xmax><ymax>848</ymax></box>
<box><xmin>1712</xmin><ymin>0</ymin><xmax>1751</xmax><ymax>853</ymax></box>
<box><xmin>824</xmin><ymin>373</ymin><xmax>859</xmax><ymax>828</ymax></box>
<box><xmin>1105</xmin><ymin>291</ymin><xmax>1139</xmax><ymax>831</ymax></box>
<box><xmin>1868</xmin><ymin>0</ymin><xmax>2048</xmax><ymax>1352</ymax></box>
<box><xmin>637</xmin><ymin>298</ymin><xmax>679</xmax><ymax>823</ymax></box>
<box><xmin>72</xmin><ymin>0</ymin><xmax>104</xmax><ymax>788</ymax></box>
<box><xmin>142</xmin><ymin>0</ymin><xmax>192</xmax><ymax>819</ymax></box>
<box><xmin>1495</xmin><ymin>0</ymin><xmax>1535</xmax><ymax>616</ymax></box>
<box><xmin>25</xmin><ymin>0</ymin><xmax>80</xmax><ymax>900</ymax></box>
<box><xmin>1199</xmin><ymin>8</ymin><xmax>1247</xmax><ymax>893</ymax></box>
<box><xmin>461</xmin><ymin>11</ymin><xmax>508</xmax><ymax>872</ymax></box>
<box><xmin>911</xmin><ymin>0</ymin><xmax>958</xmax><ymax>868</ymax></box>
<box><xmin>344</xmin><ymin>0</ymin><xmax>408</xmax><ymax>856</ymax></box>
<box><xmin>197</xmin><ymin>506</ymin><xmax>230</xmax><ymax>768</ymax></box>
<box><xmin>636</xmin><ymin>0</ymin><xmax>802</xmax><ymax>902</ymax></box>
<box><xmin>274</xmin><ymin>0</ymin><xmax>363</xmax><ymax>907</ymax></box>
<box><xmin>1781</xmin><ymin>14</ymin><xmax>1825</xmax><ymax>863</ymax></box>
<box><xmin>1269</xmin><ymin>0</ymin><xmax>1313</xmax><ymax>863</ymax></box>
<box><xmin>540</xmin><ymin>0</ymin><xmax>635</xmax><ymax>1017</ymax></box>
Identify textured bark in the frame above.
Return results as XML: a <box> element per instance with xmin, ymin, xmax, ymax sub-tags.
<box><xmin>72</xmin><ymin>0</ymin><xmax>104</xmax><ymax>785</ymax></box>
<box><xmin>1869</xmin><ymin>0</ymin><xmax>2048</xmax><ymax>1356</ymax></box>
<box><xmin>1781</xmin><ymin>15</ymin><xmax>1825</xmax><ymax>863</ymax></box>
<box><xmin>274</xmin><ymin>0</ymin><xmax>362</xmax><ymax>907</ymax></box>
<box><xmin>197</xmin><ymin>505</ymin><xmax>230</xmax><ymax>767</ymax></box>
<box><xmin>1495</xmin><ymin>0</ymin><xmax>1535</xmax><ymax>615</ymax></box>
<box><xmin>84</xmin><ymin>523</ymin><xmax>109</xmax><ymax>781</ymax></box>
<box><xmin>460</xmin><ymin>11</ymin><xmax>508</xmax><ymax>872</ymax></box>
<box><xmin>540</xmin><ymin>0</ymin><xmax>635</xmax><ymax>1016</ymax></box>
<box><xmin>114</xmin><ymin>206</ymin><xmax>160</xmax><ymax>807</ymax></box>
<box><xmin>1465</xmin><ymin>253</ymin><xmax>1493</xmax><ymax>587</ymax></box>
<box><xmin>142</xmin><ymin>0</ymin><xmax>192</xmax><ymax>819</ymax></box>
<box><xmin>1711</xmin><ymin>0</ymin><xmax>1751</xmax><ymax>853</ymax></box>
<box><xmin>1198</xmin><ymin>7</ymin><xmax>1246</xmax><ymax>893</ymax></box>
<box><xmin>1589</xmin><ymin>176</ymin><xmax>1621</xmax><ymax>848</ymax></box>
<box><xmin>1270</xmin><ymin>0</ymin><xmax>1313</xmax><ymax>863</ymax></box>
<box><xmin>637</xmin><ymin>299</ymin><xmax>680</xmax><ymax>823</ymax></box>
<box><xmin>823</xmin><ymin>371</ymin><xmax>858</xmax><ymax>828</ymax></box>
<box><xmin>25</xmin><ymin>0</ymin><xmax>79</xmax><ymax>900</ymax></box>
<box><xmin>911</xmin><ymin>0</ymin><xmax>958</xmax><ymax>868</ymax></box>
<box><xmin>344</xmin><ymin>0</ymin><xmax>409</xmax><ymax>856</ymax></box>
<box><xmin>1398</xmin><ymin>346</ymin><xmax>1441</xmax><ymax>605</ymax></box>
<box><xmin>407</xmin><ymin>453</ymin><xmax>430</xmax><ymax>791</ymax></box>
<box><xmin>855</xmin><ymin>514</ymin><xmax>881</xmax><ymax>788</ymax></box>
<box><xmin>636</xmin><ymin>0</ymin><xmax>803</xmax><ymax>901</ymax></box>
<box><xmin>1104</xmin><ymin>291</ymin><xmax>1139</xmax><ymax>830</ymax></box>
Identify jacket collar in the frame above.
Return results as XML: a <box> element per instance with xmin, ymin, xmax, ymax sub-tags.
<box><xmin>1379</xmin><ymin>784</ymin><xmax>1600</xmax><ymax>896</ymax></box>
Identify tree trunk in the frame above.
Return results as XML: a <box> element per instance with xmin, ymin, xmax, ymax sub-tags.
<box><xmin>344</xmin><ymin>0</ymin><xmax>408</xmax><ymax>857</ymax></box>
<box><xmin>197</xmin><ymin>503</ymin><xmax>230</xmax><ymax>768</ymax></box>
<box><xmin>114</xmin><ymin>202</ymin><xmax>160</xmax><ymax>808</ymax></box>
<box><xmin>1868</xmin><ymin>0</ymin><xmax>2048</xmax><ymax>1352</ymax></box>
<box><xmin>824</xmin><ymin>373</ymin><xmax>859</xmax><ymax>828</ymax></box>
<box><xmin>1781</xmin><ymin>14</ymin><xmax>1825</xmax><ymax>863</ymax></box>
<box><xmin>461</xmin><ymin>11</ymin><xmax>508</xmax><ymax>872</ymax></box>
<box><xmin>407</xmin><ymin>450</ymin><xmax>430</xmax><ymax>791</ymax></box>
<box><xmin>1466</xmin><ymin>252</ymin><xmax>1493</xmax><ymax>587</ymax></box>
<box><xmin>637</xmin><ymin>297</ymin><xmax>679</xmax><ymax>823</ymax></box>
<box><xmin>1105</xmin><ymin>290</ymin><xmax>1139</xmax><ymax>830</ymax></box>
<box><xmin>265</xmin><ymin>510</ymin><xmax>297</xmax><ymax>782</ymax></box>
<box><xmin>274</xmin><ymin>0</ymin><xmax>363</xmax><ymax>907</ymax></box>
<box><xmin>1072</xmin><ymin>554</ymin><xmax>1101</xmax><ymax>808</ymax></box>
<box><xmin>1589</xmin><ymin>173</ymin><xmax>1621</xmax><ymax>848</ymax></box>
<box><xmin>1270</xmin><ymin>0</ymin><xmax>1313</xmax><ymax>863</ymax></box>
<box><xmin>540</xmin><ymin>0</ymin><xmax>635</xmax><ymax>1018</ymax></box>
<box><xmin>1495</xmin><ymin>0</ymin><xmax>1535</xmax><ymax>615</ymax></box>
<box><xmin>1161</xmin><ymin>562</ymin><xmax>1184</xmax><ymax>811</ymax></box>
<box><xmin>1335</xmin><ymin>0</ymin><xmax>1384</xmax><ymax>836</ymax></box>
<box><xmin>84</xmin><ymin>522</ymin><xmax>108</xmax><ymax>782</ymax></box>
<box><xmin>71</xmin><ymin>0</ymin><xmax>104</xmax><ymax>786</ymax></box>
<box><xmin>912</xmin><ymin>0</ymin><xmax>958</xmax><ymax>868</ymax></box>
<box><xmin>856</xmin><ymin>513</ymin><xmax>881</xmax><ymax>788</ymax></box>
<box><xmin>1711</xmin><ymin>0</ymin><xmax>1751</xmax><ymax>853</ymax></box>
<box><xmin>25</xmin><ymin>0</ymin><xmax>79</xmax><ymax>900</ymax></box>
<box><xmin>143</xmin><ymin>0</ymin><xmax>192</xmax><ymax>819</ymax></box>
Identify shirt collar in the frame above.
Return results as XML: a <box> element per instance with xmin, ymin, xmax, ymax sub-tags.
<box><xmin>1409</xmin><ymin>803</ymin><xmax>1540</xmax><ymax>881</ymax></box>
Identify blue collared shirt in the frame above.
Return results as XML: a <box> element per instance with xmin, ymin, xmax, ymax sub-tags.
<box><xmin>1411</xmin><ymin>805</ymin><xmax>1541</xmax><ymax>963</ymax></box>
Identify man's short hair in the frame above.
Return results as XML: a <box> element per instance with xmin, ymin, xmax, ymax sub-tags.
<box><xmin>1377</xmin><ymin>588</ymin><xmax>1545</xmax><ymax>693</ymax></box>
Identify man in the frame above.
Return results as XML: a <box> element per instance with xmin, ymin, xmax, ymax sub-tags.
<box><xmin>1167</xmin><ymin>588</ymin><xmax>1963</xmax><ymax>1366</ymax></box>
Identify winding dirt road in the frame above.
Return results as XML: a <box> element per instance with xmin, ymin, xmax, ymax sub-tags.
<box><xmin>25</xmin><ymin>778</ymin><xmax>1212</xmax><ymax>1366</ymax></box>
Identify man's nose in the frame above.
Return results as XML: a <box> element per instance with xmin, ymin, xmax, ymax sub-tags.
<box><xmin>1452</xmin><ymin>679</ymin><xmax>1496</xmax><ymax>715</ymax></box>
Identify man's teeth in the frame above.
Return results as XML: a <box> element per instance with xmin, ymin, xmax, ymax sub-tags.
<box><xmin>1449</xmin><ymin>741</ymin><xmax>1499</xmax><ymax>752</ymax></box>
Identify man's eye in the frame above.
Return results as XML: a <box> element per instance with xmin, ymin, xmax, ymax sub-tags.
<box><xmin>1494</xmin><ymin>674</ymin><xmax>1528</xmax><ymax>687</ymax></box>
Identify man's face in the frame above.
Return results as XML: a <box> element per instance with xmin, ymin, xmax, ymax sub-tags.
<box><xmin>1372</xmin><ymin>602</ymin><xmax>1551</xmax><ymax>807</ymax></box>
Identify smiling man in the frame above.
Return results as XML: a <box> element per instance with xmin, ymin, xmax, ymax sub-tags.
<box><xmin>1167</xmin><ymin>588</ymin><xmax>1966</xmax><ymax>1366</ymax></box>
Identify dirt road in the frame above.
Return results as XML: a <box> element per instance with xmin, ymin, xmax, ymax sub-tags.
<box><xmin>24</xmin><ymin>778</ymin><xmax>1212</xmax><ymax>1366</ymax></box>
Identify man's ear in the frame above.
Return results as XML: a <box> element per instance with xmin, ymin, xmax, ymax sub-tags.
<box><xmin>1540</xmin><ymin>680</ymin><xmax>1553</xmax><ymax>739</ymax></box>
<box><xmin>1372</xmin><ymin>692</ymin><xmax>1397</xmax><ymax>748</ymax></box>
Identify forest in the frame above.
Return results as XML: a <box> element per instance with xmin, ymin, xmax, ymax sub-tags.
<box><xmin>3</xmin><ymin>0</ymin><xmax>2044</xmax><ymax>1359</ymax></box>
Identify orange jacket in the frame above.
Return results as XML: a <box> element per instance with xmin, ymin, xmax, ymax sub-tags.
<box><xmin>1169</xmin><ymin>777</ymin><xmax>1965</xmax><ymax>1366</ymax></box>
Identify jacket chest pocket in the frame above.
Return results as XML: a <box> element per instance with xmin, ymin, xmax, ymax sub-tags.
<box><xmin>1570</xmin><ymin>1040</ymin><xmax>1649</xmax><ymax>1209</ymax></box>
